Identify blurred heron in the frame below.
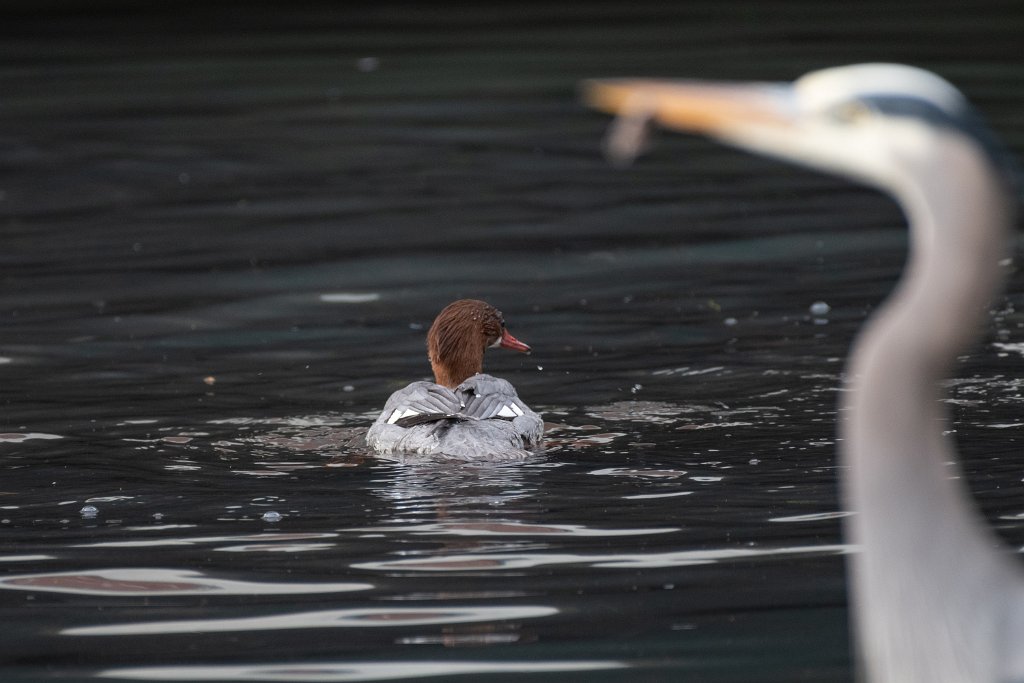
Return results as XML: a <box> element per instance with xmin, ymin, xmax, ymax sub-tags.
<box><xmin>584</xmin><ymin>64</ymin><xmax>1022</xmax><ymax>682</ymax></box>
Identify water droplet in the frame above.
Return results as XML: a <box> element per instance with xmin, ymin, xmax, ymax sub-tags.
<box><xmin>631</xmin><ymin>383</ymin><xmax>643</xmax><ymax>394</ymax></box>
<box><xmin>536</xmin><ymin>365</ymin><xmax>543</xmax><ymax>371</ymax></box>
<box><xmin>809</xmin><ymin>301</ymin><xmax>830</xmax><ymax>316</ymax></box>
<box><xmin>80</xmin><ymin>505</ymin><xmax>99</xmax><ymax>519</ymax></box>
<box><xmin>261</xmin><ymin>511</ymin><xmax>282</xmax><ymax>523</ymax></box>
<box><xmin>723</xmin><ymin>317</ymin><xmax>737</xmax><ymax>326</ymax></box>
<box><xmin>343</xmin><ymin>385</ymin><xmax>355</xmax><ymax>392</ymax></box>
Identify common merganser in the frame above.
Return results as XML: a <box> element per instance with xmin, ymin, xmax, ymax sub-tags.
<box><xmin>366</xmin><ymin>299</ymin><xmax>543</xmax><ymax>462</ymax></box>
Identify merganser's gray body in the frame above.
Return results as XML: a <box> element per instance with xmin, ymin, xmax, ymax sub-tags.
<box><xmin>366</xmin><ymin>373</ymin><xmax>543</xmax><ymax>463</ymax></box>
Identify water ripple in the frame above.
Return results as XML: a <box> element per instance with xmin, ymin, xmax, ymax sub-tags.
<box><xmin>73</xmin><ymin>532</ymin><xmax>338</xmax><ymax>549</ymax></box>
<box><xmin>769</xmin><ymin>511</ymin><xmax>852</xmax><ymax>523</ymax></box>
<box><xmin>349</xmin><ymin>521</ymin><xmax>677</xmax><ymax>537</ymax></box>
<box><xmin>0</xmin><ymin>432</ymin><xmax>63</xmax><ymax>443</ymax></box>
<box><xmin>66</xmin><ymin>605</ymin><xmax>558</xmax><ymax>636</ymax></box>
<box><xmin>97</xmin><ymin>660</ymin><xmax>626</xmax><ymax>681</ymax></box>
<box><xmin>353</xmin><ymin>544</ymin><xmax>849</xmax><ymax>572</ymax></box>
<box><xmin>0</xmin><ymin>568</ymin><xmax>370</xmax><ymax>596</ymax></box>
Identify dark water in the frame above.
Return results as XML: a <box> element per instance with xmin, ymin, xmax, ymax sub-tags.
<box><xmin>2</xmin><ymin>3</ymin><xmax>1024</xmax><ymax>681</ymax></box>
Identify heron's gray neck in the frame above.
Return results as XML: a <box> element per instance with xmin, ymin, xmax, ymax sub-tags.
<box><xmin>840</xmin><ymin>132</ymin><xmax>1017</xmax><ymax>682</ymax></box>
<box><xmin>843</xmin><ymin>134</ymin><xmax>1012</xmax><ymax>486</ymax></box>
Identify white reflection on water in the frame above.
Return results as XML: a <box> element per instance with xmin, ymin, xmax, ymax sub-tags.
<box><xmin>992</xmin><ymin>342</ymin><xmax>1024</xmax><ymax>357</ymax></box>
<box><xmin>650</xmin><ymin>366</ymin><xmax>726</xmax><ymax>377</ymax></box>
<box><xmin>352</xmin><ymin>544</ymin><xmax>849</xmax><ymax>572</ymax></box>
<box><xmin>0</xmin><ymin>568</ymin><xmax>370</xmax><ymax>597</ymax></box>
<box><xmin>65</xmin><ymin>605</ymin><xmax>558</xmax><ymax>636</ymax></box>
<box><xmin>206</xmin><ymin>415</ymin><xmax>377</xmax><ymax>428</ymax></box>
<box><xmin>769</xmin><ymin>511</ymin><xmax>852</xmax><ymax>523</ymax></box>
<box><xmin>0</xmin><ymin>432</ymin><xmax>63</xmax><ymax>443</ymax></box>
<box><xmin>98</xmin><ymin>660</ymin><xmax>626</xmax><ymax>682</ymax></box>
<box><xmin>588</xmin><ymin>467</ymin><xmax>688</xmax><ymax>479</ymax></box>
<box><xmin>215</xmin><ymin>542</ymin><xmax>335</xmax><ymax>553</ymax></box>
<box><xmin>319</xmin><ymin>292</ymin><xmax>382</xmax><ymax>303</ymax></box>
<box><xmin>349</xmin><ymin>521</ymin><xmax>677</xmax><ymax>537</ymax></box>
<box><xmin>72</xmin><ymin>532</ymin><xmax>338</xmax><ymax>549</ymax></box>
<box><xmin>582</xmin><ymin>398</ymin><xmax>776</xmax><ymax>431</ymax></box>
<box><xmin>0</xmin><ymin>554</ymin><xmax>54</xmax><ymax>562</ymax></box>
<box><xmin>623</xmin><ymin>491</ymin><xmax>694</xmax><ymax>500</ymax></box>
<box><xmin>585</xmin><ymin>400</ymin><xmax>688</xmax><ymax>423</ymax></box>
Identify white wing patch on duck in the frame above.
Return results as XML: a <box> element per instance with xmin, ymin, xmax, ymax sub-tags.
<box><xmin>496</xmin><ymin>404</ymin><xmax>525</xmax><ymax>418</ymax></box>
<box><xmin>387</xmin><ymin>407</ymin><xmax>422</xmax><ymax>425</ymax></box>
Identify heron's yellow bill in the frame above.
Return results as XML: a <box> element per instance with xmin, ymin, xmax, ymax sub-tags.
<box><xmin>582</xmin><ymin>78</ymin><xmax>790</xmax><ymax>134</ymax></box>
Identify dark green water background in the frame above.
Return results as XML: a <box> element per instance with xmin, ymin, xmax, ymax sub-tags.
<box><xmin>1</xmin><ymin>3</ymin><xmax>1023</xmax><ymax>681</ymax></box>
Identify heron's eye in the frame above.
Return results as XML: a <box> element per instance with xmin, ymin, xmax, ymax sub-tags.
<box><xmin>830</xmin><ymin>100</ymin><xmax>872</xmax><ymax>124</ymax></box>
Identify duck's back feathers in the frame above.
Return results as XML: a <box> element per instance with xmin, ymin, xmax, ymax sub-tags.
<box><xmin>377</xmin><ymin>381</ymin><xmax>463</xmax><ymax>427</ymax></box>
<box><xmin>366</xmin><ymin>374</ymin><xmax>543</xmax><ymax>462</ymax></box>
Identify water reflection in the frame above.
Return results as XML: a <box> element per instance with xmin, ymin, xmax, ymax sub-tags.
<box><xmin>65</xmin><ymin>605</ymin><xmax>558</xmax><ymax>636</ymax></box>
<box><xmin>543</xmin><ymin>425</ymin><xmax>628</xmax><ymax>451</ymax></box>
<box><xmin>0</xmin><ymin>433</ymin><xmax>63</xmax><ymax>443</ymax></box>
<box><xmin>353</xmin><ymin>544</ymin><xmax>849</xmax><ymax>572</ymax></box>
<box><xmin>0</xmin><ymin>568</ymin><xmax>370</xmax><ymax>596</ymax></box>
<box><xmin>98</xmin><ymin>660</ymin><xmax>626</xmax><ymax>682</ymax></box>
<box><xmin>367</xmin><ymin>461</ymin><xmax>539</xmax><ymax>518</ymax></box>
<box><xmin>588</xmin><ymin>467</ymin><xmax>688</xmax><ymax>479</ymax></box>
<box><xmin>73</xmin><ymin>532</ymin><xmax>339</xmax><ymax>549</ymax></box>
<box><xmin>349</xmin><ymin>521</ymin><xmax>677</xmax><ymax>537</ymax></box>
<box><xmin>769</xmin><ymin>511</ymin><xmax>852</xmax><ymax>523</ymax></box>
<box><xmin>584</xmin><ymin>398</ymin><xmax>776</xmax><ymax>431</ymax></box>
<box><xmin>0</xmin><ymin>554</ymin><xmax>54</xmax><ymax>563</ymax></box>
<box><xmin>117</xmin><ymin>415</ymin><xmax>370</xmax><ymax>479</ymax></box>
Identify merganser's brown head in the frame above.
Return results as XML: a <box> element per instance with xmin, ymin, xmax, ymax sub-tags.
<box><xmin>426</xmin><ymin>299</ymin><xmax>530</xmax><ymax>389</ymax></box>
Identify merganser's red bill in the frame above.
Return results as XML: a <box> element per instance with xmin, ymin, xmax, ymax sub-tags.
<box><xmin>498</xmin><ymin>329</ymin><xmax>531</xmax><ymax>353</ymax></box>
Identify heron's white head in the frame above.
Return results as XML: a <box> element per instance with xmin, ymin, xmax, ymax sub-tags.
<box><xmin>584</xmin><ymin>64</ymin><xmax>1003</xmax><ymax>195</ymax></box>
